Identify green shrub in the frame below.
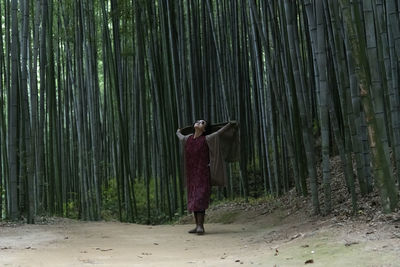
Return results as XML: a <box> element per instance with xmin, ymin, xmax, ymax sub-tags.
<box><xmin>66</xmin><ymin>200</ymin><xmax>79</xmax><ymax>219</ymax></box>
<box><xmin>100</xmin><ymin>177</ymin><xmax>179</xmax><ymax>224</ymax></box>
<box><xmin>101</xmin><ymin>178</ymin><xmax>120</xmax><ymax>220</ymax></box>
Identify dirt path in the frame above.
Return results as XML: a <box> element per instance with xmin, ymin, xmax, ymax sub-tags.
<box><xmin>1</xmin><ymin>212</ymin><xmax>399</xmax><ymax>267</ymax></box>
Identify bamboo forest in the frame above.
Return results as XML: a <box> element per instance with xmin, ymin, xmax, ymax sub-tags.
<box><xmin>1</xmin><ymin>0</ymin><xmax>400</xmax><ymax>228</ymax></box>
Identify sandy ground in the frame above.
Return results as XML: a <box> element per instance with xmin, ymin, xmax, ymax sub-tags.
<box><xmin>1</xmin><ymin>210</ymin><xmax>400</xmax><ymax>267</ymax></box>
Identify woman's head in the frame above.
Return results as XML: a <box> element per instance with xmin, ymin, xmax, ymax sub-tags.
<box><xmin>193</xmin><ymin>119</ymin><xmax>210</xmax><ymax>135</ymax></box>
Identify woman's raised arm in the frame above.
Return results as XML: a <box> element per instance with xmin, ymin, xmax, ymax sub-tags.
<box><xmin>207</xmin><ymin>121</ymin><xmax>237</xmax><ymax>139</ymax></box>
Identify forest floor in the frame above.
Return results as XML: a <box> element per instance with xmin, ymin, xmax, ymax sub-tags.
<box><xmin>1</xmin><ymin>156</ymin><xmax>400</xmax><ymax>266</ymax></box>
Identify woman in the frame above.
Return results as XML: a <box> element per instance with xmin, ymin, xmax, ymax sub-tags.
<box><xmin>176</xmin><ymin>120</ymin><xmax>239</xmax><ymax>235</ymax></box>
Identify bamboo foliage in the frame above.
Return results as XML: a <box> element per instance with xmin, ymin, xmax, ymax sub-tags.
<box><xmin>0</xmin><ymin>0</ymin><xmax>399</xmax><ymax>223</ymax></box>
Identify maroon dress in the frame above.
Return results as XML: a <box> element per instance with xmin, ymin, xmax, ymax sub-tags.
<box><xmin>185</xmin><ymin>135</ymin><xmax>211</xmax><ymax>212</ymax></box>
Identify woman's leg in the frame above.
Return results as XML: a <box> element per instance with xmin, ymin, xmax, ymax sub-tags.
<box><xmin>188</xmin><ymin>212</ymin><xmax>198</xmax><ymax>233</ymax></box>
<box><xmin>196</xmin><ymin>210</ymin><xmax>205</xmax><ymax>235</ymax></box>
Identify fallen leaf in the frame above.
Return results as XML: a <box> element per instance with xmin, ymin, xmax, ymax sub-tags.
<box><xmin>96</xmin><ymin>248</ymin><xmax>113</xmax><ymax>251</ymax></box>
<box><xmin>235</xmin><ymin>259</ymin><xmax>240</xmax><ymax>262</ymax></box>
<box><xmin>80</xmin><ymin>259</ymin><xmax>95</xmax><ymax>264</ymax></box>
<box><xmin>153</xmin><ymin>243</ymin><xmax>159</xmax><ymax>245</ymax></box>
<box><xmin>290</xmin><ymin>233</ymin><xmax>303</xmax><ymax>240</ymax></box>
<box><xmin>305</xmin><ymin>259</ymin><xmax>314</xmax><ymax>264</ymax></box>
<box><xmin>301</xmin><ymin>244</ymin><xmax>309</xmax><ymax>248</ymax></box>
<box><xmin>345</xmin><ymin>241</ymin><xmax>359</xmax><ymax>247</ymax></box>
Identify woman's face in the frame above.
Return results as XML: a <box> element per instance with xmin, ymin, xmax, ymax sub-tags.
<box><xmin>194</xmin><ymin>120</ymin><xmax>207</xmax><ymax>133</ymax></box>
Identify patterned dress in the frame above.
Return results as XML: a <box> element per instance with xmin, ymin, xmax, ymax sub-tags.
<box><xmin>185</xmin><ymin>135</ymin><xmax>211</xmax><ymax>212</ymax></box>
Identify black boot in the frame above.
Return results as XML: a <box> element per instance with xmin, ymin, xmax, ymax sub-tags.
<box><xmin>188</xmin><ymin>212</ymin><xmax>198</xmax><ymax>234</ymax></box>
<box><xmin>196</xmin><ymin>212</ymin><xmax>205</xmax><ymax>235</ymax></box>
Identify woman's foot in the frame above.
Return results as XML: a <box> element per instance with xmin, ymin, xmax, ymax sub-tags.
<box><xmin>196</xmin><ymin>225</ymin><xmax>205</xmax><ymax>235</ymax></box>
<box><xmin>188</xmin><ymin>227</ymin><xmax>197</xmax><ymax>234</ymax></box>
<box><xmin>189</xmin><ymin>212</ymin><xmax>198</xmax><ymax>234</ymax></box>
<box><xmin>196</xmin><ymin>213</ymin><xmax>205</xmax><ymax>235</ymax></box>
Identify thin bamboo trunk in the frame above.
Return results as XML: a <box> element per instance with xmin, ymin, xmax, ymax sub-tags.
<box><xmin>9</xmin><ymin>0</ymin><xmax>19</xmax><ymax>221</ymax></box>
<box><xmin>20</xmin><ymin>0</ymin><xmax>34</xmax><ymax>223</ymax></box>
